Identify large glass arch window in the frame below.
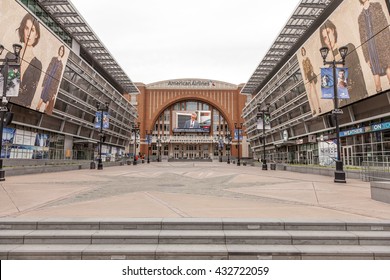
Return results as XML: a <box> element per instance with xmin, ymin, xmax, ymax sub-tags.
<box><xmin>152</xmin><ymin>100</ymin><xmax>229</xmax><ymax>137</ymax></box>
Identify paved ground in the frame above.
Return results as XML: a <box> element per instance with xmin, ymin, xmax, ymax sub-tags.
<box><xmin>1</xmin><ymin>162</ymin><xmax>390</xmax><ymax>221</ymax></box>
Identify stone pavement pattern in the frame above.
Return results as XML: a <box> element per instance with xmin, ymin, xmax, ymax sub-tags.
<box><xmin>1</xmin><ymin>162</ymin><xmax>390</xmax><ymax>221</ymax></box>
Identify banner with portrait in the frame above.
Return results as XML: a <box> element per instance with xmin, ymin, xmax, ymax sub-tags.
<box><xmin>296</xmin><ymin>0</ymin><xmax>390</xmax><ymax>116</ymax></box>
<box><xmin>320</xmin><ymin>67</ymin><xmax>350</xmax><ymax>99</ymax></box>
<box><xmin>94</xmin><ymin>112</ymin><xmax>109</xmax><ymax>129</ymax></box>
<box><xmin>256</xmin><ymin>113</ymin><xmax>271</xmax><ymax>130</ymax></box>
<box><xmin>0</xmin><ymin>0</ymin><xmax>70</xmax><ymax>115</ymax></box>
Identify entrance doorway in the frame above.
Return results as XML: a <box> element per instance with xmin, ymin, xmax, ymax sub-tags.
<box><xmin>174</xmin><ymin>145</ymin><xmax>180</xmax><ymax>159</ymax></box>
<box><xmin>343</xmin><ymin>146</ymin><xmax>353</xmax><ymax>166</ymax></box>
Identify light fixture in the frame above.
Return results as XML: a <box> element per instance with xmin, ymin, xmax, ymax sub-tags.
<box><xmin>12</xmin><ymin>44</ymin><xmax>22</xmax><ymax>58</ymax></box>
<box><xmin>339</xmin><ymin>46</ymin><xmax>348</xmax><ymax>60</ymax></box>
<box><xmin>319</xmin><ymin>47</ymin><xmax>329</xmax><ymax>61</ymax></box>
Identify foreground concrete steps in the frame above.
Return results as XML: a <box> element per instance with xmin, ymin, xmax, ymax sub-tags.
<box><xmin>1</xmin><ymin>230</ymin><xmax>390</xmax><ymax>246</ymax></box>
<box><xmin>1</xmin><ymin>219</ymin><xmax>390</xmax><ymax>260</ymax></box>
<box><xmin>2</xmin><ymin>244</ymin><xmax>390</xmax><ymax>260</ymax></box>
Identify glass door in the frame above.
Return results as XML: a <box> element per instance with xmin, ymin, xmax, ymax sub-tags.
<box><xmin>174</xmin><ymin>145</ymin><xmax>180</xmax><ymax>159</ymax></box>
<box><xmin>307</xmin><ymin>150</ymin><xmax>313</xmax><ymax>165</ymax></box>
<box><xmin>343</xmin><ymin>146</ymin><xmax>353</xmax><ymax>166</ymax></box>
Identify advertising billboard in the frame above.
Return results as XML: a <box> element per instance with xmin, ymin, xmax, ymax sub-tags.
<box><xmin>0</xmin><ymin>0</ymin><xmax>70</xmax><ymax>115</ymax></box>
<box><xmin>296</xmin><ymin>0</ymin><xmax>390</xmax><ymax>116</ymax></box>
<box><xmin>172</xmin><ymin>110</ymin><xmax>211</xmax><ymax>133</ymax></box>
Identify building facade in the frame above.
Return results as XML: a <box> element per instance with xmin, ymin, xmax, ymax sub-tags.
<box><xmin>1</xmin><ymin>0</ymin><xmax>138</xmax><ymax>162</ymax></box>
<box><xmin>133</xmin><ymin>79</ymin><xmax>248</xmax><ymax>161</ymax></box>
<box><xmin>242</xmin><ymin>0</ymin><xmax>390</xmax><ymax>167</ymax></box>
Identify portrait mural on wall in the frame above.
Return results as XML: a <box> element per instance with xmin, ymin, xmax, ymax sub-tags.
<box><xmin>301</xmin><ymin>46</ymin><xmax>321</xmax><ymax>115</ymax></box>
<box><xmin>11</xmin><ymin>13</ymin><xmax>43</xmax><ymax>108</ymax></box>
<box><xmin>319</xmin><ymin>19</ymin><xmax>368</xmax><ymax>107</ymax></box>
<box><xmin>357</xmin><ymin>0</ymin><xmax>390</xmax><ymax>93</ymax></box>
<box><xmin>296</xmin><ymin>0</ymin><xmax>390</xmax><ymax>117</ymax></box>
<box><xmin>0</xmin><ymin>0</ymin><xmax>70</xmax><ymax>115</ymax></box>
<box><xmin>36</xmin><ymin>44</ymin><xmax>66</xmax><ymax>114</ymax></box>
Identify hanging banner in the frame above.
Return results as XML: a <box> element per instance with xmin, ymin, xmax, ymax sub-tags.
<box><xmin>218</xmin><ymin>138</ymin><xmax>224</xmax><ymax>149</ymax></box>
<box><xmin>320</xmin><ymin>68</ymin><xmax>335</xmax><ymax>99</ymax></box>
<box><xmin>336</xmin><ymin>67</ymin><xmax>350</xmax><ymax>99</ymax></box>
<box><xmin>94</xmin><ymin>111</ymin><xmax>109</xmax><ymax>129</ymax></box>
<box><xmin>0</xmin><ymin>64</ymin><xmax>21</xmax><ymax>97</ymax></box>
<box><xmin>320</xmin><ymin>67</ymin><xmax>350</xmax><ymax>99</ymax></box>
<box><xmin>256</xmin><ymin>113</ymin><xmax>271</xmax><ymax>130</ymax></box>
<box><xmin>234</xmin><ymin>129</ymin><xmax>243</xmax><ymax>140</ymax></box>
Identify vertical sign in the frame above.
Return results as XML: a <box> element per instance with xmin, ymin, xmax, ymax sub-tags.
<box><xmin>94</xmin><ymin>112</ymin><xmax>109</xmax><ymax>129</ymax></box>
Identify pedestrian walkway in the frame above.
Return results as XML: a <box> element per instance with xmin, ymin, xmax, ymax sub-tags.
<box><xmin>1</xmin><ymin>162</ymin><xmax>390</xmax><ymax>221</ymax></box>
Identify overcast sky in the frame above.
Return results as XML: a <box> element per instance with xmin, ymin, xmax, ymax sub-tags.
<box><xmin>70</xmin><ymin>0</ymin><xmax>301</xmax><ymax>85</ymax></box>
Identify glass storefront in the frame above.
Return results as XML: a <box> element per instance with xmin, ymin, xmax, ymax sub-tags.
<box><xmin>268</xmin><ymin>129</ymin><xmax>390</xmax><ymax>167</ymax></box>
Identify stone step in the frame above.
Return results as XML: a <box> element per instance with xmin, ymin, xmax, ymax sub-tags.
<box><xmin>1</xmin><ymin>244</ymin><xmax>389</xmax><ymax>260</ymax></box>
<box><xmin>1</xmin><ymin>219</ymin><xmax>390</xmax><ymax>231</ymax></box>
<box><xmin>2</xmin><ymin>219</ymin><xmax>390</xmax><ymax>260</ymax></box>
<box><xmin>1</xmin><ymin>230</ymin><xmax>390</xmax><ymax>246</ymax></box>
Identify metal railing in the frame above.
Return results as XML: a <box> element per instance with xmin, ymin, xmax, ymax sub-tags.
<box><xmin>361</xmin><ymin>161</ymin><xmax>390</xmax><ymax>182</ymax></box>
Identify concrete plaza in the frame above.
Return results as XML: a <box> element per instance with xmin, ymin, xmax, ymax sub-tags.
<box><xmin>1</xmin><ymin>162</ymin><xmax>390</xmax><ymax>221</ymax></box>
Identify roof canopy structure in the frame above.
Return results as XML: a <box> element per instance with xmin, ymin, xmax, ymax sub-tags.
<box><xmin>37</xmin><ymin>0</ymin><xmax>139</xmax><ymax>94</ymax></box>
<box><xmin>241</xmin><ymin>0</ymin><xmax>336</xmax><ymax>95</ymax></box>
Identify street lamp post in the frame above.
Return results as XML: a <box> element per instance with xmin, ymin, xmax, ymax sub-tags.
<box><xmin>145</xmin><ymin>130</ymin><xmax>150</xmax><ymax>164</ymax></box>
<box><xmin>234</xmin><ymin>123</ymin><xmax>243</xmax><ymax>166</ymax></box>
<box><xmin>226</xmin><ymin>130</ymin><xmax>231</xmax><ymax>164</ymax></box>
<box><xmin>320</xmin><ymin>45</ymin><xmax>348</xmax><ymax>183</ymax></box>
<box><xmin>218</xmin><ymin>136</ymin><xmax>223</xmax><ymax>162</ymax></box>
<box><xmin>132</xmin><ymin>122</ymin><xmax>140</xmax><ymax>165</ymax></box>
<box><xmin>0</xmin><ymin>43</ymin><xmax>22</xmax><ymax>181</ymax></box>
<box><xmin>96</xmin><ymin>101</ymin><xmax>109</xmax><ymax>170</ymax></box>
<box><xmin>257</xmin><ymin>103</ymin><xmax>270</xmax><ymax>170</ymax></box>
<box><xmin>156</xmin><ymin>135</ymin><xmax>161</xmax><ymax>162</ymax></box>
<box><xmin>162</xmin><ymin>136</ymin><xmax>167</xmax><ymax>161</ymax></box>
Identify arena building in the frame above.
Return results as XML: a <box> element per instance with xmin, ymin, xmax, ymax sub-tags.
<box><xmin>241</xmin><ymin>0</ymin><xmax>390</xmax><ymax>169</ymax></box>
<box><xmin>133</xmin><ymin>79</ymin><xmax>249</xmax><ymax>162</ymax></box>
<box><xmin>1</xmin><ymin>0</ymin><xmax>139</xmax><ymax>162</ymax></box>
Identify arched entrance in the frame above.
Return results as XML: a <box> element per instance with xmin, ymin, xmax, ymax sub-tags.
<box><xmin>148</xmin><ymin>100</ymin><xmax>232</xmax><ymax>161</ymax></box>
